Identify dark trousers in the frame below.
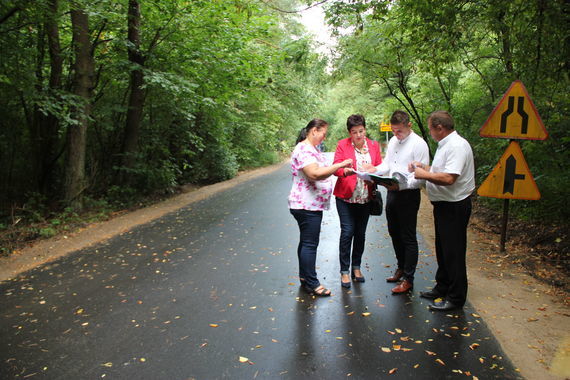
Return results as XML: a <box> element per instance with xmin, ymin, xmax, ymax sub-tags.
<box><xmin>432</xmin><ymin>197</ymin><xmax>472</xmax><ymax>306</ymax></box>
<box><xmin>386</xmin><ymin>189</ymin><xmax>421</xmax><ymax>282</ymax></box>
<box><xmin>290</xmin><ymin>209</ymin><xmax>322</xmax><ymax>289</ymax></box>
<box><xmin>336</xmin><ymin>198</ymin><xmax>370</xmax><ymax>273</ymax></box>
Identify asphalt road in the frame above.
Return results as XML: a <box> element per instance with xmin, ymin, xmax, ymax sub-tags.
<box><xmin>0</xmin><ymin>163</ymin><xmax>522</xmax><ymax>379</ymax></box>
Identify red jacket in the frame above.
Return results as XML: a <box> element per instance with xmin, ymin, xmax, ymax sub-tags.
<box><xmin>333</xmin><ymin>137</ymin><xmax>382</xmax><ymax>200</ymax></box>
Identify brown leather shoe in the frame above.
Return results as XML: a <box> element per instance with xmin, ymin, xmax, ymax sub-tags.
<box><xmin>386</xmin><ymin>269</ymin><xmax>403</xmax><ymax>283</ymax></box>
<box><xmin>391</xmin><ymin>280</ymin><xmax>413</xmax><ymax>294</ymax></box>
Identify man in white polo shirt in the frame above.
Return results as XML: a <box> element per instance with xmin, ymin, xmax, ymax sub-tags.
<box><xmin>411</xmin><ymin>110</ymin><xmax>475</xmax><ymax>311</ymax></box>
<box><xmin>375</xmin><ymin>110</ymin><xmax>429</xmax><ymax>294</ymax></box>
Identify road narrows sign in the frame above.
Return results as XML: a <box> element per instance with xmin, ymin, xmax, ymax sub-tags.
<box><xmin>477</xmin><ymin>141</ymin><xmax>541</xmax><ymax>200</ymax></box>
<box><xmin>479</xmin><ymin>80</ymin><xmax>548</xmax><ymax>140</ymax></box>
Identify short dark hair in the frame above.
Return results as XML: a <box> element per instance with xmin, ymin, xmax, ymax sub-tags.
<box><xmin>428</xmin><ymin>111</ymin><xmax>454</xmax><ymax>130</ymax></box>
<box><xmin>347</xmin><ymin>114</ymin><xmax>366</xmax><ymax>131</ymax></box>
<box><xmin>390</xmin><ymin>110</ymin><xmax>410</xmax><ymax>126</ymax></box>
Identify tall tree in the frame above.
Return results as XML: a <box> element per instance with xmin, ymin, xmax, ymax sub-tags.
<box><xmin>65</xmin><ymin>5</ymin><xmax>94</xmax><ymax>209</ymax></box>
<box><xmin>119</xmin><ymin>0</ymin><xmax>144</xmax><ymax>184</ymax></box>
<box><xmin>38</xmin><ymin>0</ymin><xmax>63</xmax><ymax>196</ymax></box>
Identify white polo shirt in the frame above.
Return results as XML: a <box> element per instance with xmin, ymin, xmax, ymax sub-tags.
<box><xmin>376</xmin><ymin>131</ymin><xmax>429</xmax><ymax>190</ymax></box>
<box><xmin>427</xmin><ymin>131</ymin><xmax>475</xmax><ymax>202</ymax></box>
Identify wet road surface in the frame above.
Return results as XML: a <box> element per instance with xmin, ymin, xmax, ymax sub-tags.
<box><xmin>0</xmin><ymin>163</ymin><xmax>522</xmax><ymax>379</ymax></box>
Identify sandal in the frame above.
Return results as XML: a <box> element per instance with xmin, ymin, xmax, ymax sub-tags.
<box><xmin>304</xmin><ymin>284</ymin><xmax>331</xmax><ymax>297</ymax></box>
<box><xmin>341</xmin><ymin>274</ymin><xmax>351</xmax><ymax>289</ymax></box>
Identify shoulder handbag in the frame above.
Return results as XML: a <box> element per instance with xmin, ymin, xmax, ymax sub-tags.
<box><xmin>369</xmin><ymin>187</ymin><xmax>383</xmax><ymax>216</ymax></box>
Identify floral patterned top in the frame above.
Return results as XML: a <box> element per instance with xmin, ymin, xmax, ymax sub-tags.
<box><xmin>348</xmin><ymin>140</ymin><xmax>372</xmax><ymax>204</ymax></box>
<box><xmin>288</xmin><ymin>142</ymin><xmax>333</xmax><ymax>211</ymax></box>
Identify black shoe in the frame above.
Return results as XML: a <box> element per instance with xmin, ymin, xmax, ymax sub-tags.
<box><xmin>351</xmin><ymin>270</ymin><xmax>365</xmax><ymax>283</ymax></box>
<box><xmin>428</xmin><ymin>300</ymin><xmax>461</xmax><ymax>311</ymax></box>
<box><xmin>419</xmin><ymin>290</ymin><xmax>442</xmax><ymax>300</ymax></box>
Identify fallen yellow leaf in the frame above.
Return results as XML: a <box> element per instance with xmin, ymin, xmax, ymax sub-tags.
<box><xmin>435</xmin><ymin>358</ymin><xmax>445</xmax><ymax>366</ymax></box>
<box><xmin>209</xmin><ymin>323</ymin><xmax>219</xmax><ymax>328</ymax></box>
<box><xmin>469</xmin><ymin>343</ymin><xmax>480</xmax><ymax>350</ymax></box>
<box><xmin>362</xmin><ymin>312</ymin><xmax>371</xmax><ymax>317</ymax></box>
<box><xmin>238</xmin><ymin>356</ymin><xmax>249</xmax><ymax>363</ymax></box>
<box><xmin>389</xmin><ymin>368</ymin><xmax>397</xmax><ymax>374</ymax></box>
<box><xmin>381</xmin><ymin>347</ymin><xmax>391</xmax><ymax>353</ymax></box>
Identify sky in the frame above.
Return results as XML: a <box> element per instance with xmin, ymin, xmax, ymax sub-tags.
<box><xmin>298</xmin><ymin>3</ymin><xmax>337</xmax><ymax>57</ymax></box>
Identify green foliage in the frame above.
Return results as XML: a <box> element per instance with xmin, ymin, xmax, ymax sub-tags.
<box><xmin>0</xmin><ymin>0</ymin><xmax>328</xmax><ymax>225</ymax></box>
<box><xmin>325</xmin><ymin>0</ymin><xmax>570</xmax><ymax>223</ymax></box>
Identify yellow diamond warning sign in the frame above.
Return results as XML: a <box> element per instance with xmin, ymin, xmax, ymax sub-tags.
<box><xmin>479</xmin><ymin>80</ymin><xmax>548</xmax><ymax>140</ymax></box>
<box><xmin>478</xmin><ymin>141</ymin><xmax>540</xmax><ymax>200</ymax></box>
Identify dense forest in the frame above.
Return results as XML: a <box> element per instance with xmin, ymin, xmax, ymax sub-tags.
<box><xmin>0</xmin><ymin>0</ymin><xmax>568</xmax><ymax>255</ymax></box>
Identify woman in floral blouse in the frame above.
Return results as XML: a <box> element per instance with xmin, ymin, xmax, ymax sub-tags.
<box><xmin>288</xmin><ymin>119</ymin><xmax>353</xmax><ymax>297</ymax></box>
<box><xmin>333</xmin><ymin>115</ymin><xmax>382</xmax><ymax>288</ymax></box>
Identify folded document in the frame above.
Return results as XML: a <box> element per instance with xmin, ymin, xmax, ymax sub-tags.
<box><xmin>355</xmin><ymin>171</ymin><xmax>410</xmax><ymax>189</ymax></box>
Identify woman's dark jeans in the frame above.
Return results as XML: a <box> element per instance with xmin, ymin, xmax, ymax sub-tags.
<box><xmin>336</xmin><ymin>198</ymin><xmax>370</xmax><ymax>274</ymax></box>
<box><xmin>290</xmin><ymin>208</ymin><xmax>323</xmax><ymax>289</ymax></box>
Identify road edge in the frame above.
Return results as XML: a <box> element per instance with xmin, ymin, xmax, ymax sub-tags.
<box><xmin>0</xmin><ymin>161</ymin><xmax>288</xmax><ymax>284</ymax></box>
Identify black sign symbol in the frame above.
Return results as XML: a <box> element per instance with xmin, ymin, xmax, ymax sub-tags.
<box><xmin>500</xmin><ymin>96</ymin><xmax>528</xmax><ymax>134</ymax></box>
<box><xmin>503</xmin><ymin>155</ymin><xmax>525</xmax><ymax>194</ymax></box>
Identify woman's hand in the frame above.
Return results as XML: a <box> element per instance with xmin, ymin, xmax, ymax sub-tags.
<box><xmin>343</xmin><ymin>167</ymin><xmax>356</xmax><ymax>176</ymax></box>
<box><xmin>361</xmin><ymin>163</ymin><xmax>377</xmax><ymax>173</ymax></box>
<box><xmin>339</xmin><ymin>159</ymin><xmax>353</xmax><ymax>168</ymax></box>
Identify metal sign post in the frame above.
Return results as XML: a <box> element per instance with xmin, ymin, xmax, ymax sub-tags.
<box><xmin>380</xmin><ymin>122</ymin><xmax>391</xmax><ymax>147</ymax></box>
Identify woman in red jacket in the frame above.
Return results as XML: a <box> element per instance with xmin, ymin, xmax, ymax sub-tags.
<box><xmin>333</xmin><ymin>115</ymin><xmax>383</xmax><ymax>288</ymax></box>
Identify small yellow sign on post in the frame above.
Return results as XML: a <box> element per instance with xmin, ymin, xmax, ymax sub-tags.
<box><xmin>479</xmin><ymin>80</ymin><xmax>548</xmax><ymax>140</ymax></box>
<box><xmin>477</xmin><ymin>141</ymin><xmax>540</xmax><ymax>200</ymax></box>
<box><xmin>380</xmin><ymin>123</ymin><xmax>391</xmax><ymax>132</ymax></box>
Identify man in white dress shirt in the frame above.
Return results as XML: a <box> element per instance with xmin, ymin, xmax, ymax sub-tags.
<box><xmin>411</xmin><ymin>110</ymin><xmax>475</xmax><ymax>311</ymax></box>
<box><xmin>375</xmin><ymin>110</ymin><xmax>429</xmax><ymax>294</ymax></box>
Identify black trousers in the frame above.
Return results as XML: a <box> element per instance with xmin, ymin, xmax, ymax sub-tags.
<box><xmin>431</xmin><ymin>197</ymin><xmax>472</xmax><ymax>306</ymax></box>
<box><xmin>386</xmin><ymin>189</ymin><xmax>421</xmax><ymax>282</ymax></box>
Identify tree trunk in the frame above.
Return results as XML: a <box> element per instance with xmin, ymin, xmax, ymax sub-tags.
<box><xmin>39</xmin><ymin>0</ymin><xmax>63</xmax><ymax>197</ymax></box>
<box><xmin>120</xmin><ymin>0</ymin><xmax>145</xmax><ymax>184</ymax></box>
<box><xmin>496</xmin><ymin>10</ymin><xmax>514</xmax><ymax>76</ymax></box>
<box><xmin>65</xmin><ymin>8</ymin><xmax>94</xmax><ymax>210</ymax></box>
<box><xmin>30</xmin><ymin>22</ymin><xmax>46</xmax><ymax>192</ymax></box>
